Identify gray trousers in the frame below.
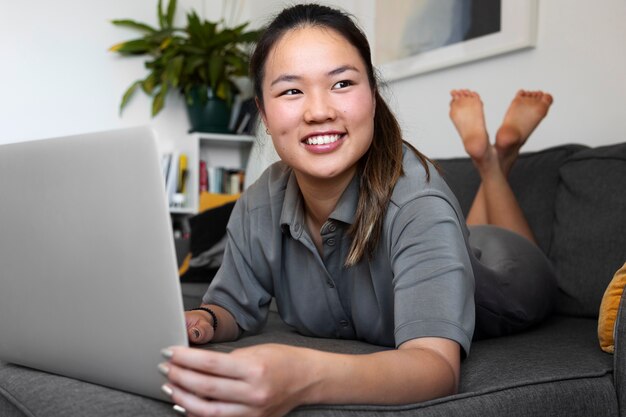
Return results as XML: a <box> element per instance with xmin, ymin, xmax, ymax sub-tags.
<box><xmin>468</xmin><ymin>225</ymin><xmax>557</xmax><ymax>340</ymax></box>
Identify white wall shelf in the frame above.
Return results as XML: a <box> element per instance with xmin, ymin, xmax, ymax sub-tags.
<box><xmin>160</xmin><ymin>132</ymin><xmax>255</xmax><ymax>215</ymax></box>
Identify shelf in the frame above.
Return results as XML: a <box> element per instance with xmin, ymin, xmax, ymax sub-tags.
<box><xmin>169</xmin><ymin>207</ymin><xmax>197</xmax><ymax>215</ymax></box>
<box><xmin>159</xmin><ymin>132</ymin><xmax>255</xmax><ymax>215</ymax></box>
<box><xmin>190</xmin><ymin>132</ymin><xmax>254</xmax><ymax>143</ymax></box>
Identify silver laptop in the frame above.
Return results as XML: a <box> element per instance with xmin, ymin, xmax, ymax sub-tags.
<box><xmin>0</xmin><ymin>127</ymin><xmax>189</xmax><ymax>401</ymax></box>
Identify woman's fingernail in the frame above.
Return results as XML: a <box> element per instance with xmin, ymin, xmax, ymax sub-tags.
<box><xmin>157</xmin><ymin>363</ymin><xmax>169</xmax><ymax>376</ymax></box>
<box><xmin>173</xmin><ymin>404</ymin><xmax>187</xmax><ymax>415</ymax></box>
<box><xmin>161</xmin><ymin>348</ymin><xmax>173</xmax><ymax>359</ymax></box>
<box><xmin>161</xmin><ymin>384</ymin><xmax>173</xmax><ymax>397</ymax></box>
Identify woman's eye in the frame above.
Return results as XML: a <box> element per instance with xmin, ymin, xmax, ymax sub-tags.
<box><xmin>281</xmin><ymin>89</ymin><xmax>301</xmax><ymax>96</ymax></box>
<box><xmin>332</xmin><ymin>80</ymin><xmax>353</xmax><ymax>89</ymax></box>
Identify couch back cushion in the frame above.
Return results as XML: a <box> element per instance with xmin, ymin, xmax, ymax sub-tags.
<box><xmin>438</xmin><ymin>145</ymin><xmax>586</xmax><ymax>254</ymax></box>
<box><xmin>550</xmin><ymin>142</ymin><xmax>626</xmax><ymax>317</ymax></box>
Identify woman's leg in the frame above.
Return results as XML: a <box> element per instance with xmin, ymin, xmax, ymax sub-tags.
<box><xmin>449</xmin><ymin>89</ymin><xmax>553</xmax><ymax>243</ymax></box>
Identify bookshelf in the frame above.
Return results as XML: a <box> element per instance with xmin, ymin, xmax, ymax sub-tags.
<box><xmin>160</xmin><ymin>132</ymin><xmax>255</xmax><ymax>216</ymax></box>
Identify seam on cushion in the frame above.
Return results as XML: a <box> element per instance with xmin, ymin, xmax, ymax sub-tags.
<box><xmin>562</xmin><ymin>153</ymin><xmax>626</xmax><ymax>165</ymax></box>
<box><xmin>290</xmin><ymin>371</ymin><xmax>614</xmax><ymax>414</ymax></box>
<box><xmin>0</xmin><ymin>384</ymin><xmax>37</xmax><ymax>417</ymax></box>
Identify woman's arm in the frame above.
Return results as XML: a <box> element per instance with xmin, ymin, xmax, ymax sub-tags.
<box><xmin>309</xmin><ymin>337</ymin><xmax>460</xmax><ymax>404</ymax></box>
<box><xmin>162</xmin><ymin>337</ymin><xmax>460</xmax><ymax>417</ymax></box>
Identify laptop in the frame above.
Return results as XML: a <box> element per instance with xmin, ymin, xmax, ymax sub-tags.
<box><xmin>0</xmin><ymin>127</ymin><xmax>189</xmax><ymax>401</ymax></box>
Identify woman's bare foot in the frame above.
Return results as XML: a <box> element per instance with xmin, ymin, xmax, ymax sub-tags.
<box><xmin>495</xmin><ymin>90</ymin><xmax>553</xmax><ymax>173</ymax></box>
<box><xmin>449</xmin><ymin>89</ymin><xmax>491</xmax><ymax>162</ymax></box>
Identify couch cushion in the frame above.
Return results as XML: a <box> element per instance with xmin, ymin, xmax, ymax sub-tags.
<box><xmin>550</xmin><ymin>142</ymin><xmax>626</xmax><ymax>317</ymax></box>
<box><xmin>0</xmin><ymin>363</ymin><xmax>174</xmax><ymax>417</ymax></box>
<box><xmin>0</xmin><ymin>313</ymin><xmax>615</xmax><ymax>417</ymax></box>
<box><xmin>437</xmin><ymin>145</ymin><xmax>587</xmax><ymax>255</ymax></box>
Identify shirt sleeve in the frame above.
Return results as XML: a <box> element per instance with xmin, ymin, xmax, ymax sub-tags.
<box><xmin>389</xmin><ymin>194</ymin><xmax>475</xmax><ymax>355</ymax></box>
<box><xmin>202</xmin><ymin>196</ymin><xmax>273</xmax><ymax>334</ymax></box>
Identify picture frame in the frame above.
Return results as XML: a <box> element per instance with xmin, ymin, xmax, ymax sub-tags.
<box><xmin>376</xmin><ymin>0</ymin><xmax>538</xmax><ymax>81</ymax></box>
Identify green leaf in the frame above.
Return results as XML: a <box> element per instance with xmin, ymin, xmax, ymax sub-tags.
<box><xmin>238</xmin><ymin>30</ymin><xmax>261</xmax><ymax>43</ymax></box>
<box><xmin>141</xmin><ymin>73</ymin><xmax>157</xmax><ymax>94</ymax></box>
<box><xmin>165</xmin><ymin>56</ymin><xmax>184</xmax><ymax>87</ymax></box>
<box><xmin>159</xmin><ymin>36</ymin><xmax>173</xmax><ymax>50</ymax></box>
<box><xmin>231</xmin><ymin>22</ymin><xmax>249</xmax><ymax>33</ymax></box>
<box><xmin>179</xmin><ymin>45</ymin><xmax>206</xmax><ymax>55</ymax></box>
<box><xmin>225</xmin><ymin>54</ymin><xmax>247</xmax><ymax>74</ymax></box>
<box><xmin>186</xmin><ymin>12</ymin><xmax>205</xmax><ymax>43</ymax></box>
<box><xmin>166</xmin><ymin>0</ymin><xmax>177</xmax><ymax>27</ymax></box>
<box><xmin>119</xmin><ymin>80</ymin><xmax>141</xmax><ymax>114</ymax></box>
<box><xmin>152</xmin><ymin>84</ymin><xmax>168</xmax><ymax>116</ymax></box>
<box><xmin>111</xmin><ymin>19</ymin><xmax>156</xmax><ymax>33</ymax></box>
<box><xmin>157</xmin><ymin>0</ymin><xmax>166</xmax><ymax>28</ymax></box>
<box><xmin>208</xmin><ymin>55</ymin><xmax>224</xmax><ymax>89</ymax></box>
<box><xmin>184</xmin><ymin>56</ymin><xmax>204</xmax><ymax>74</ymax></box>
<box><xmin>110</xmin><ymin>39</ymin><xmax>151</xmax><ymax>54</ymax></box>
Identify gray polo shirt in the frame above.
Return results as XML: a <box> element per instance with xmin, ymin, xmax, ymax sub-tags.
<box><xmin>203</xmin><ymin>146</ymin><xmax>475</xmax><ymax>355</ymax></box>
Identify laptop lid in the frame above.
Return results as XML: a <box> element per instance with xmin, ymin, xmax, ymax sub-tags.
<box><xmin>0</xmin><ymin>127</ymin><xmax>188</xmax><ymax>401</ymax></box>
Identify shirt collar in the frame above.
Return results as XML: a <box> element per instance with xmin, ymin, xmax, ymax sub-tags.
<box><xmin>280</xmin><ymin>171</ymin><xmax>359</xmax><ymax>237</ymax></box>
<box><xmin>328</xmin><ymin>174</ymin><xmax>359</xmax><ymax>225</ymax></box>
<box><xmin>279</xmin><ymin>171</ymin><xmax>306</xmax><ymax>238</ymax></box>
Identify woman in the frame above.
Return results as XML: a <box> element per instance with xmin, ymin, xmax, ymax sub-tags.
<box><xmin>159</xmin><ymin>4</ymin><xmax>556</xmax><ymax>416</ymax></box>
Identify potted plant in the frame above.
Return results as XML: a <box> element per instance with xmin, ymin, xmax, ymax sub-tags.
<box><xmin>109</xmin><ymin>0</ymin><xmax>260</xmax><ymax>133</ymax></box>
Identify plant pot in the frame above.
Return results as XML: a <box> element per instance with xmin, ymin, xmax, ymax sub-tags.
<box><xmin>186</xmin><ymin>87</ymin><xmax>231</xmax><ymax>133</ymax></box>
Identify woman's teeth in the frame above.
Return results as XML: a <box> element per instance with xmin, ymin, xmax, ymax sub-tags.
<box><xmin>305</xmin><ymin>134</ymin><xmax>341</xmax><ymax>145</ymax></box>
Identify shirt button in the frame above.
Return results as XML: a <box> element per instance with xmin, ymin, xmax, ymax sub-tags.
<box><xmin>326</xmin><ymin>238</ymin><xmax>336</xmax><ymax>246</ymax></box>
<box><xmin>339</xmin><ymin>320</ymin><xmax>350</xmax><ymax>327</ymax></box>
<box><xmin>328</xmin><ymin>223</ymin><xmax>337</xmax><ymax>232</ymax></box>
<box><xmin>326</xmin><ymin>280</ymin><xmax>335</xmax><ymax>288</ymax></box>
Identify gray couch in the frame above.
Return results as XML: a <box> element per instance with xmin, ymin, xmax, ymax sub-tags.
<box><xmin>1</xmin><ymin>142</ymin><xmax>625</xmax><ymax>416</ymax></box>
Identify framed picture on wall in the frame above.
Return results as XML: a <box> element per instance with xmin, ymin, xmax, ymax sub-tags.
<box><xmin>375</xmin><ymin>0</ymin><xmax>538</xmax><ymax>81</ymax></box>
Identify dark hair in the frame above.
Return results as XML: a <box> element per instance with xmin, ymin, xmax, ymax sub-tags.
<box><xmin>250</xmin><ymin>3</ymin><xmax>432</xmax><ymax>266</ymax></box>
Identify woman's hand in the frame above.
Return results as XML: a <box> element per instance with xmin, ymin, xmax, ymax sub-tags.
<box><xmin>185</xmin><ymin>310</ymin><xmax>215</xmax><ymax>344</ymax></box>
<box><xmin>185</xmin><ymin>305</ymin><xmax>240</xmax><ymax>344</ymax></box>
<box><xmin>159</xmin><ymin>337</ymin><xmax>460</xmax><ymax>416</ymax></box>
<box><xmin>161</xmin><ymin>344</ymin><xmax>318</xmax><ymax>417</ymax></box>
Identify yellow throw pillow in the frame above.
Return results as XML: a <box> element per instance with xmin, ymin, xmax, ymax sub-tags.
<box><xmin>598</xmin><ymin>262</ymin><xmax>626</xmax><ymax>353</ymax></box>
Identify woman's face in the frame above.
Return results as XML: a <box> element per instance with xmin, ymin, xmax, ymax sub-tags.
<box><xmin>260</xmin><ymin>26</ymin><xmax>376</xmax><ymax>184</ymax></box>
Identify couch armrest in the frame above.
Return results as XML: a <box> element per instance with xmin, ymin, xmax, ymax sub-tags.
<box><xmin>615</xmin><ymin>291</ymin><xmax>626</xmax><ymax>416</ymax></box>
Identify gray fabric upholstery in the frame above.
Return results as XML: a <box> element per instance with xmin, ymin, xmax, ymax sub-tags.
<box><xmin>438</xmin><ymin>144</ymin><xmax>587</xmax><ymax>254</ymax></box>
<box><xmin>291</xmin><ymin>377</ymin><xmax>618</xmax><ymax>417</ymax></box>
<box><xmin>549</xmin><ymin>143</ymin><xmax>626</xmax><ymax>317</ymax></box>
<box><xmin>0</xmin><ymin>362</ymin><xmax>175</xmax><ymax>417</ymax></box>
<box><xmin>0</xmin><ymin>393</ymin><xmax>25</xmax><ymax>417</ymax></box>
<box><xmin>0</xmin><ymin>313</ymin><xmax>616</xmax><ymax>417</ymax></box>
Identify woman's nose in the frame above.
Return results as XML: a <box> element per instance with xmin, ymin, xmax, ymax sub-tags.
<box><xmin>303</xmin><ymin>93</ymin><xmax>336</xmax><ymax>123</ymax></box>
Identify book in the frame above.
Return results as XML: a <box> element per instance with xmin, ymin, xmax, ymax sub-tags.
<box><xmin>234</xmin><ymin>98</ymin><xmax>259</xmax><ymax>135</ymax></box>
<box><xmin>206</xmin><ymin>166</ymin><xmax>245</xmax><ymax>195</ymax></box>
<box><xmin>166</xmin><ymin>151</ymin><xmax>179</xmax><ymax>207</ymax></box>
<box><xmin>161</xmin><ymin>153</ymin><xmax>172</xmax><ymax>189</ymax></box>
<box><xmin>177</xmin><ymin>153</ymin><xmax>188</xmax><ymax>194</ymax></box>
<box><xmin>199</xmin><ymin>160</ymin><xmax>208</xmax><ymax>193</ymax></box>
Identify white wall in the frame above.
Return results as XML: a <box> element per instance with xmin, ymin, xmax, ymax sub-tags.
<box><xmin>0</xmin><ymin>0</ymin><xmax>227</xmax><ymax>146</ymax></box>
<box><xmin>2</xmin><ymin>0</ymin><xmax>625</xmax><ymax>159</ymax></box>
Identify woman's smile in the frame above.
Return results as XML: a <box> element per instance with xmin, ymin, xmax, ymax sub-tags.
<box><xmin>302</xmin><ymin>132</ymin><xmax>346</xmax><ymax>153</ymax></box>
